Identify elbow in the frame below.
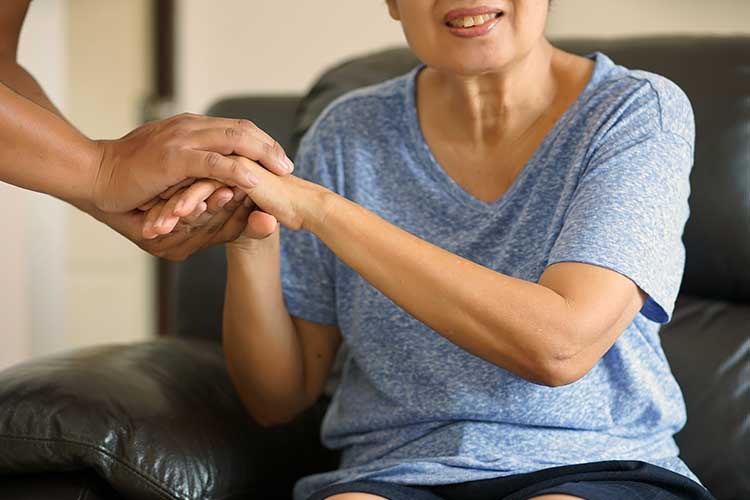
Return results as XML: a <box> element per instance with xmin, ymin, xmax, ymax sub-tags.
<box><xmin>531</xmin><ymin>357</ymin><xmax>589</xmax><ymax>387</ymax></box>
<box><xmin>240</xmin><ymin>396</ymin><xmax>309</xmax><ymax>428</ymax></box>
<box><xmin>517</xmin><ymin>329</ymin><xmax>592</xmax><ymax>388</ymax></box>
<box><xmin>251</xmin><ymin>409</ymin><xmax>297</xmax><ymax>428</ymax></box>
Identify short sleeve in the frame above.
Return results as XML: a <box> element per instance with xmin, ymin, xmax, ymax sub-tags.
<box><xmin>547</xmin><ymin>131</ymin><xmax>694</xmax><ymax>324</ymax></box>
<box><xmin>280</xmin><ymin>123</ymin><xmax>340</xmax><ymax>326</ymax></box>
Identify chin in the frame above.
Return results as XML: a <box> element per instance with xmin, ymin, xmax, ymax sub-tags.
<box><xmin>429</xmin><ymin>48</ymin><xmax>515</xmax><ymax>77</ymax></box>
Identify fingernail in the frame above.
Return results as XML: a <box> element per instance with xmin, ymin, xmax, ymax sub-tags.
<box><xmin>175</xmin><ymin>201</ymin><xmax>184</xmax><ymax>213</ymax></box>
<box><xmin>217</xmin><ymin>197</ymin><xmax>230</xmax><ymax>208</ymax></box>
<box><xmin>156</xmin><ymin>216</ymin><xmax>165</xmax><ymax>227</ymax></box>
<box><xmin>283</xmin><ymin>157</ymin><xmax>294</xmax><ymax>172</ymax></box>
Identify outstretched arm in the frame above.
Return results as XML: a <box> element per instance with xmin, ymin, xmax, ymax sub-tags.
<box><xmin>0</xmin><ymin>0</ymin><xmax>287</xmax><ymax>258</ymax></box>
<box><xmin>0</xmin><ymin>0</ymin><xmax>294</xmax><ymax>213</ymax></box>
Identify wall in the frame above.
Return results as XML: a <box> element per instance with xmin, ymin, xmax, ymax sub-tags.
<box><xmin>177</xmin><ymin>0</ymin><xmax>750</xmax><ymax>115</ymax></box>
<box><xmin>176</xmin><ymin>0</ymin><xmax>406</xmax><ymax>112</ymax></box>
<box><xmin>64</xmin><ymin>0</ymin><xmax>155</xmax><ymax>350</ymax></box>
<box><xmin>1</xmin><ymin>0</ymin><xmax>154</xmax><ymax>370</ymax></box>
<box><xmin>546</xmin><ymin>0</ymin><xmax>750</xmax><ymax>37</ymax></box>
<box><xmin>1</xmin><ymin>0</ymin><xmax>68</xmax><ymax>370</ymax></box>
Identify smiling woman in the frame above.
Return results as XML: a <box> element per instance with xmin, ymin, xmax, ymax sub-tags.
<box><xmin>219</xmin><ymin>2</ymin><xmax>715</xmax><ymax>500</ymax></box>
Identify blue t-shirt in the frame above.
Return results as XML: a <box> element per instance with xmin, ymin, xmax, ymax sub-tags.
<box><xmin>281</xmin><ymin>52</ymin><xmax>698</xmax><ymax>500</ymax></box>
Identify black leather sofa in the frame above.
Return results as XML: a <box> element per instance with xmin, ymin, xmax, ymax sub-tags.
<box><xmin>0</xmin><ymin>37</ymin><xmax>747</xmax><ymax>500</ymax></box>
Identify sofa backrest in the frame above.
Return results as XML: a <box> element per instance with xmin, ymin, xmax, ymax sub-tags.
<box><xmin>175</xmin><ymin>35</ymin><xmax>750</xmax><ymax>500</ymax></box>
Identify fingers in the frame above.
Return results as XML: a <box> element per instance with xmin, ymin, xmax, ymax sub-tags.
<box><xmin>182</xmin><ymin>202</ymin><xmax>209</xmax><ymax>225</ymax></box>
<box><xmin>175</xmin><ymin>191</ymin><xmax>250</xmax><ymax>250</ymax></box>
<box><xmin>205</xmin><ymin>187</ymin><xmax>235</xmax><ymax>214</ymax></box>
<box><xmin>138</xmin><ymin>196</ymin><xmax>161</xmax><ymax>211</ymax></box>
<box><xmin>212</xmin><ymin>201</ymin><xmax>253</xmax><ymax>244</ymax></box>
<box><xmin>189</xmin><ymin>124</ymin><xmax>294</xmax><ymax>177</ymax></box>
<box><xmin>181</xmin><ymin>150</ymin><xmax>260</xmax><ymax>189</ymax></box>
<box><xmin>171</xmin><ymin>179</ymin><xmax>225</xmax><ymax>217</ymax></box>
<box><xmin>159</xmin><ymin>178</ymin><xmax>195</xmax><ymax>200</ymax></box>
<box><xmin>142</xmin><ymin>200</ymin><xmax>167</xmax><ymax>239</ymax></box>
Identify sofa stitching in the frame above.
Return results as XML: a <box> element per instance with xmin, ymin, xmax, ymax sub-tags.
<box><xmin>0</xmin><ymin>434</ymin><xmax>183</xmax><ymax>500</ymax></box>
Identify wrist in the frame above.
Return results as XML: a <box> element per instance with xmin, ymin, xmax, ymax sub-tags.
<box><xmin>69</xmin><ymin>137</ymin><xmax>106</xmax><ymax>214</ymax></box>
<box><xmin>300</xmin><ymin>186</ymin><xmax>338</xmax><ymax>235</ymax></box>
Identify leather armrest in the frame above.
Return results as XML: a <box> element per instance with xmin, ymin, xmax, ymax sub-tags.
<box><xmin>0</xmin><ymin>339</ymin><xmax>337</xmax><ymax>500</ymax></box>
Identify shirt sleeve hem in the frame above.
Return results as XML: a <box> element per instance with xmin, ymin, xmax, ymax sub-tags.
<box><xmin>545</xmin><ymin>256</ymin><xmax>673</xmax><ymax>324</ymax></box>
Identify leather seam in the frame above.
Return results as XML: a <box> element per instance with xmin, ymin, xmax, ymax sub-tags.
<box><xmin>0</xmin><ymin>434</ymin><xmax>180</xmax><ymax>500</ymax></box>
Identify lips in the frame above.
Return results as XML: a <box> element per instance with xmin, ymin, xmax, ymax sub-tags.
<box><xmin>446</xmin><ymin>12</ymin><xmax>502</xmax><ymax>28</ymax></box>
<box><xmin>444</xmin><ymin>6</ymin><xmax>504</xmax><ymax>25</ymax></box>
<box><xmin>443</xmin><ymin>7</ymin><xmax>504</xmax><ymax>38</ymax></box>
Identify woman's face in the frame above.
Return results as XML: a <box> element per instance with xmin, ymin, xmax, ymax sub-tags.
<box><xmin>386</xmin><ymin>0</ymin><xmax>550</xmax><ymax>76</ymax></box>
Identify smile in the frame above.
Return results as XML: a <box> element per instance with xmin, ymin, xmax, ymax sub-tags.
<box><xmin>446</xmin><ymin>12</ymin><xmax>502</xmax><ymax>29</ymax></box>
<box><xmin>443</xmin><ymin>7</ymin><xmax>504</xmax><ymax>38</ymax></box>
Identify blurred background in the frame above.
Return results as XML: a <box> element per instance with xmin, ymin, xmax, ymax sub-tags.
<box><xmin>1</xmin><ymin>0</ymin><xmax>749</xmax><ymax>370</ymax></box>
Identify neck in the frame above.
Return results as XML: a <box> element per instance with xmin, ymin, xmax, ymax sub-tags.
<box><xmin>420</xmin><ymin>40</ymin><xmax>562</xmax><ymax>147</ymax></box>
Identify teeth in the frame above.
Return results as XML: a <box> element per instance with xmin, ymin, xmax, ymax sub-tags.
<box><xmin>448</xmin><ymin>13</ymin><xmax>498</xmax><ymax>28</ymax></box>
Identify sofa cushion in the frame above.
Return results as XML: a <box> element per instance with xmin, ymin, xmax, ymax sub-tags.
<box><xmin>0</xmin><ymin>339</ymin><xmax>338</xmax><ymax>500</ymax></box>
<box><xmin>661</xmin><ymin>295</ymin><xmax>750</xmax><ymax>500</ymax></box>
<box><xmin>0</xmin><ymin>471</ymin><xmax>124</xmax><ymax>500</ymax></box>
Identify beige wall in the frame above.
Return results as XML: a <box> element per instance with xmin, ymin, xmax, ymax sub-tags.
<box><xmin>2</xmin><ymin>0</ymin><xmax>155</xmax><ymax>370</ymax></box>
<box><xmin>177</xmin><ymin>0</ymin><xmax>750</xmax><ymax>115</ymax></box>
<box><xmin>65</xmin><ymin>0</ymin><xmax>155</xmax><ymax>349</ymax></box>
<box><xmin>547</xmin><ymin>0</ymin><xmax>750</xmax><ymax>37</ymax></box>
<box><xmin>176</xmin><ymin>0</ymin><xmax>406</xmax><ymax>112</ymax></box>
<box><xmin>2</xmin><ymin>0</ymin><xmax>68</xmax><ymax>370</ymax></box>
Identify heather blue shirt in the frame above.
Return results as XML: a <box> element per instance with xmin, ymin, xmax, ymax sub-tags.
<box><xmin>280</xmin><ymin>53</ymin><xmax>699</xmax><ymax>500</ymax></box>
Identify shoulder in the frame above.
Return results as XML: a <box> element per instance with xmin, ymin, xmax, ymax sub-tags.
<box><xmin>588</xmin><ymin>54</ymin><xmax>695</xmax><ymax>148</ymax></box>
<box><xmin>300</xmin><ymin>70</ymin><xmax>414</xmax><ymax>148</ymax></box>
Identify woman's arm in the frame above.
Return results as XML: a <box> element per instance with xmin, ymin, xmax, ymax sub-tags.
<box><xmin>223</xmin><ymin>232</ymin><xmax>342</xmax><ymax>427</ymax></box>
<box><xmin>237</xmin><ymin>159</ymin><xmax>647</xmax><ymax>388</ymax></box>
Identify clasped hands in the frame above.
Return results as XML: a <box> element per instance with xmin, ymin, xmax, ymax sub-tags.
<box><xmin>138</xmin><ymin>155</ymin><xmax>321</xmax><ymax>256</ymax></box>
<box><xmin>89</xmin><ymin>113</ymin><xmax>327</xmax><ymax>261</ymax></box>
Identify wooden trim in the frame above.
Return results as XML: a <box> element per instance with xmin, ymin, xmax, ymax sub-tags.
<box><xmin>155</xmin><ymin>0</ymin><xmax>176</xmax><ymax>337</ymax></box>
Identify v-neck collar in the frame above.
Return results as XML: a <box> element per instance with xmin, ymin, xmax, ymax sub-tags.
<box><xmin>403</xmin><ymin>52</ymin><xmax>612</xmax><ymax>213</ymax></box>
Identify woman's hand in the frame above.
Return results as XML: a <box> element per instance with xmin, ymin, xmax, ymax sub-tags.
<box><xmin>90</xmin><ymin>182</ymin><xmax>255</xmax><ymax>262</ymax></box>
<box><xmin>228</xmin><ymin>155</ymin><xmax>331</xmax><ymax>233</ymax></box>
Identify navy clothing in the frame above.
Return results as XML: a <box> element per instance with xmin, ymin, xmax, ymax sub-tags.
<box><xmin>280</xmin><ymin>52</ymin><xmax>702</xmax><ymax>500</ymax></box>
<box><xmin>306</xmin><ymin>461</ymin><xmax>714</xmax><ymax>500</ymax></box>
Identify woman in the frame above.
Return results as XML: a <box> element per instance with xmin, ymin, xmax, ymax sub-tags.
<box><xmin>215</xmin><ymin>1</ymin><xmax>713</xmax><ymax>499</ymax></box>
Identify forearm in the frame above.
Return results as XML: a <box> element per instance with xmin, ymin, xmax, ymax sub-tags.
<box><xmin>0</xmin><ymin>59</ymin><xmax>64</xmax><ymax>116</ymax></box>
<box><xmin>223</xmin><ymin>231</ymin><xmax>309</xmax><ymax>425</ymax></box>
<box><xmin>0</xmin><ymin>62</ymin><xmax>99</xmax><ymax>207</ymax></box>
<box><xmin>308</xmin><ymin>194</ymin><xmax>571</xmax><ymax>384</ymax></box>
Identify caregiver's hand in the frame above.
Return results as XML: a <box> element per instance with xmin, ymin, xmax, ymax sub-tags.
<box><xmin>90</xmin><ymin>180</ymin><xmax>255</xmax><ymax>262</ymax></box>
<box><xmin>92</xmin><ymin>114</ymin><xmax>295</xmax><ymax>214</ymax></box>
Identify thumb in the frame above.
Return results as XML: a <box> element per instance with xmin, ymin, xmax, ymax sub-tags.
<box><xmin>243</xmin><ymin>210</ymin><xmax>278</xmax><ymax>239</ymax></box>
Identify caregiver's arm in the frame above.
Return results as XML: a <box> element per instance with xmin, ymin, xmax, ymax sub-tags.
<box><xmin>240</xmin><ymin>163</ymin><xmax>648</xmax><ymax>388</ymax></box>
<box><xmin>223</xmin><ymin>230</ymin><xmax>342</xmax><ymax>427</ymax></box>
<box><xmin>0</xmin><ymin>0</ymin><xmax>293</xmax><ymax>215</ymax></box>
